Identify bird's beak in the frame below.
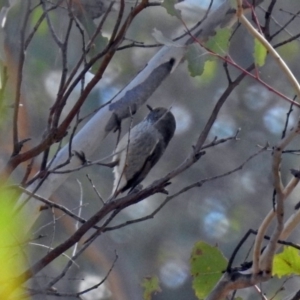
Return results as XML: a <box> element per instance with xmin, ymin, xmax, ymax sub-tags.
<box><xmin>146</xmin><ymin>104</ymin><xmax>153</xmax><ymax>111</ymax></box>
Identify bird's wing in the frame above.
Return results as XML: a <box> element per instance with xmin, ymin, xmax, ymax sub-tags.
<box><xmin>112</xmin><ymin>126</ymin><xmax>153</xmax><ymax>193</ymax></box>
<box><xmin>112</xmin><ymin>134</ymin><xmax>130</xmax><ymax>193</ymax></box>
<box><xmin>125</xmin><ymin>134</ymin><xmax>164</xmax><ymax>193</ymax></box>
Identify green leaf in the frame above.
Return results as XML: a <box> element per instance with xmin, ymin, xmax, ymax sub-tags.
<box><xmin>162</xmin><ymin>0</ymin><xmax>181</xmax><ymax>18</ymax></box>
<box><xmin>141</xmin><ymin>276</ymin><xmax>162</xmax><ymax>300</ymax></box>
<box><xmin>190</xmin><ymin>241</ymin><xmax>227</xmax><ymax>300</ymax></box>
<box><xmin>254</xmin><ymin>38</ymin><xmax>267</xmax><ymax>67</ymax></box>
<box><xmin>186</xmin><ymin>27</ymin><xmax>231</xmax><ymax>78</ymax></box>
<box><xmin>186</xmin><ymin>44</ymin><xmax>205</xmax><ymax>77</ymax></box>
<box><xmin>202</xmin><ymin>60</ymin><xmax>217</xmax><ymax>83</ymax></box>
<box><xmin>273</xmin><ymin>246</ymin><xmax>300</xmax><ymax>278</ymax></box>
<box><xmin>205</xmin><ymin>27</ymin><xmax>231</xmax><ymax>56</ymax></box>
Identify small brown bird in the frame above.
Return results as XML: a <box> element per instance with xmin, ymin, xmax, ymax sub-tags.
<box><xmin>112</xmin><ymin>106</ymin><xmax>176</xmax><ymax>195</ymax></box>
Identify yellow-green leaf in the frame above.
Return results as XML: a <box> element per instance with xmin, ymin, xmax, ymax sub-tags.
<box><xmin>254</xmin><ymin>38</ymin><xmax>267</xmax><ymax>67</ymax></box>
<box><xmin>141</xmin><ymin>276</ymin><xmax>161</xmax><ymax>300</ymax></box>
<box><xmin>190</xmin><ymin>241</ymin><xmax>227</xmax><ymax>299</ymax></box>
<box><xmin>202</xmin><ymin>60</ymin><xmax>217</xmax><ymax>83</ymax></box>
<box><xmin>273</xmin><ymin>246</ymin><xmax>300</xmax><ymax>278</ymax></box>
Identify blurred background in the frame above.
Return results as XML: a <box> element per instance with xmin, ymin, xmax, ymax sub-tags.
<box><xmin>1</xmin><ymin>0</ymin><xmax>300</xmax><ymax>299</ymax></box>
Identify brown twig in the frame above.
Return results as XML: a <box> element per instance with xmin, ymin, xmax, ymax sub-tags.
<box><xmin>86</xmin><ymin>174</ymin><xmax>105</xmax><ymax>204</ymax></box>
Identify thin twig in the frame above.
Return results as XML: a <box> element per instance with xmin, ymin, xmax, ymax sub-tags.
<box><xmin>281</xmin><ymin>98</ymin><xmax>295</xmax><ymax>139</ymax></box>
<box><xmin>201</xmin><ymin>129</ymin><xmax>240</xmax><ymax>150</ymax></box>
<box><xmin>14</xmin><ymin>186</ymin><xmax>101</xmax><ymax>230</ymax></box>
<box><xmin>77</xmin><ymin>251</ymin><xmax>118</xmax><ymax>296</ymax></box>
<box><xmin>253</xmin><ymin>285</ymin><xmax>268</xmax><ymax>300</ymax></box>
<box><xmin>86</xmin><ymin>174</ymin><xmax>105</xmax><ymax>204</ymax></box>
<box><xmin>72</xmin><ymin>180</ymin><xmax>83</xmax><ymax>257</ymax></box>
<box><xmin>29</xmin><ymin>242</ymin><xmax>79</xmax><ymax>267</ymax></box>
<box><xmin>270</xmin><ymin>9</ymin><xmax>300</xmax><ymax>40</ymax></box>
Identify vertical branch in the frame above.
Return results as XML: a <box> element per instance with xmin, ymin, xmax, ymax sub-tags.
<box><xmin>0</xmin><ymin>65</ymin><xmax>8</xmax><ymax>112</ymax></box>
<box><xmin>257</xmin><ymin>136</ymin><xmax>285</xmax><ymax>272</ymax></box>
<box><xmin>264</xmin><ymin>0</ymin><xmax>277</xmax><ymax>40</ymax></box>
<box><xmin>51</xmin><ymin>9</ymin><xmax>74</xmax><ymax>128</ymax></box>
<box><xmin>108</xmin><ymin>0</ymin><xmax>124</xmax><ymax>47</ymax></box>
<box><xmin>57</xmin><ymin>0</ymin><xmax>149</xmax><ymax>136</ymax></box>
<box><xmin>38</xmin><ymin>2</ymin><xmax>74</xmax><ymax>171</ymax></box>
<box><xmin>12</xmin><ymin>0</ymin><xmax>31</xmax><ymax>156</ymax></box>
<box><xmin>59</xmin><ymin>1</ymin><xmax>114</xmax><ymax>99</ymax></box>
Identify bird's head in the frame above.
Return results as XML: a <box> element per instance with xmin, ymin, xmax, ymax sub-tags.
<box><xmin>146</xmin><ymin>105</ymin><xmax>176</xmax><ymax>143</ymax></box>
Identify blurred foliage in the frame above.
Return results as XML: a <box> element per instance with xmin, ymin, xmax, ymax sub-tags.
<box><xmin>277</xmin><ymin>38</ymin><xmax>299</xmax><ymax>63</ymax></box>
<box><xmin>0</xmin><ymin>187</ymin><xmax>29</xmax><ymax>299</ymax></box>
<box><xmin>141</xmin><ymin>276</ymin><xmax>162</xmax><ymax>300</ymax></box>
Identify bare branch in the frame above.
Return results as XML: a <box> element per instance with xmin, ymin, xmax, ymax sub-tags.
<box><xmin>15</xmin><ymin>186</ymin><xmax>101</xmax><ymax>230</ymax></box>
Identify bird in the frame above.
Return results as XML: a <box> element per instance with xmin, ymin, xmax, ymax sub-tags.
<box><xmin>112</xmin><ymin>106</ymin><xmax>176</xmax><ymax>196</ymax></box>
